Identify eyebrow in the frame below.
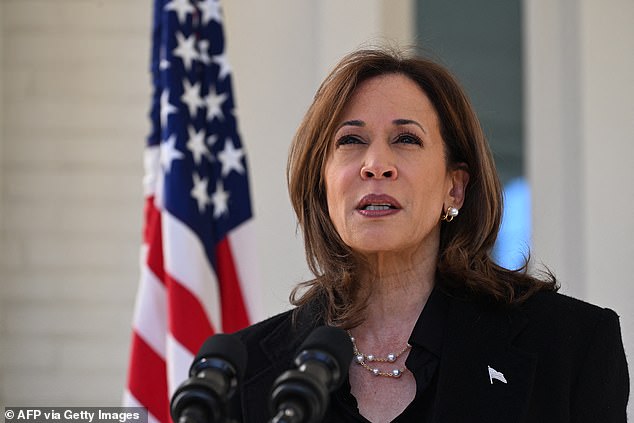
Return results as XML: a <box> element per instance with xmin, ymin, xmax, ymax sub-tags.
<box><xmin>338</xmin><ymin>119</ymin><xmax>427</xmax><ymax>133</ymax></box>
<box><xmin>393</xmin><ymin>119</ymin><xmax>427</xmax><ymax>134</ymax></box>
<box><xmin>338</xmin><ymin>120</ymin><xmax>365</xmax><ymax>128</ymax></box>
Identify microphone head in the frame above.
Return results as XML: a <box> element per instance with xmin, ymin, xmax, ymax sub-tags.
<box><xmin>190</xmin><ymin>334</ymin><xmax>247</xmax><ymax>383</ymax></box>
<box><xmin>296</xmin><ymin>326</ymin><xmax>353</xmax><ymax>389</ymax></box>
<box><xmin>171</xmin><ymin>334</ymin><xmax>247</xmax><ymax>423</ymax></box>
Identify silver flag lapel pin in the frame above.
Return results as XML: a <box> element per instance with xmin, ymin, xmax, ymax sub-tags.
<box><xmin>488</xmin><ymin>366</ymin><xmax>507</xmax><ymax>384</ymax></box>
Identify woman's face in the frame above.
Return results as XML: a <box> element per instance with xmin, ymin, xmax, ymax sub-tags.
<box><xmin>324</xmin><ymin>73</ymin><xmax>464</xmax><ymax>258</ymax></box>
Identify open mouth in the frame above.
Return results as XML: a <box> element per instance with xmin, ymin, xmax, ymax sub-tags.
<box><xmin>361</xmin><ymin>203</ymin><xmax>398</xmax><ymax>211</ymax></box>
<box><xmin>357</xmin><ymin>194</ymin><xmax>402</xmax><ymax>211</ymax></box>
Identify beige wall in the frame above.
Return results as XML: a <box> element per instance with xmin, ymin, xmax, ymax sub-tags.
<box><xmin>0</xmin><ymin>0</ymin><xmax>148</xmax><ymax>404</ymax></box>
<box><xmin>0</xmin><ymin>0</ymin><xmax>631</xmax><ymax>414</ymax></box>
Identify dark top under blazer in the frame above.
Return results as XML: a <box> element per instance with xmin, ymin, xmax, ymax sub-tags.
<box><xmin>230</xmin><ymin>290</ymin><xmax>629</xmax><ymax>422</ymax></box>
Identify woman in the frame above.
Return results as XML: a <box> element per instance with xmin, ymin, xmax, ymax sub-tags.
<box><xmin>232</xmin><ymin>48</ymin><xmax>629</xmax><ymax>422</ymax></box>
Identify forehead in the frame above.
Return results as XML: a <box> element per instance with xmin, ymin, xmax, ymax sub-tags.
<box><xmin>339</xmin><ymin>73</ymin><xmax>437</xmax><ymax>122</ymax></box>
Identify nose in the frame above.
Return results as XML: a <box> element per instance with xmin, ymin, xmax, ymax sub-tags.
<box><xmin>360</xmin><ymin>146</ymin><xmax>398</xmax><ymax>180</ymax></box>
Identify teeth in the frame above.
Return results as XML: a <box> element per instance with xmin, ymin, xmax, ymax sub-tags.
<box><xmin>364</xmin><ymin>204</ymin><xmax>391</xmax><ymax>211</ymax></box>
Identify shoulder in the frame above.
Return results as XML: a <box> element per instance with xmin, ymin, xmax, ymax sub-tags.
<box><xmin>515</xmin><ymin>292</ymin><xmax>629</xmax><ymax>419</ymax></box>
<box><xmin>232</xmin><ymin>302</ymin><xmax>323</xmax><ymax>380</ymax></box>
<box><xmin>519</xmin><ymin>290</ymin><xmax>621</xmax><ymax>328</ymax></box>
<box><xmin>446</xmin><ymin>289</ymin><xmax>626</xmax><ymax>362</ymax></box>
<box><xmin>232</xmin><ymin>309</ymin><xmax>296</xmax><ymax>375</ymax></box>
<box><xmin>510</xmin><ymin>290</ymin><xmax>625</xmax><ymax>360</ymax></box>
<box><xmin>234</xmin><ymin>308</ymin><xmax>295</xmax><ymax>349</ymax></box>
<box><xmin>228</xmin><ymin>304</ymin><xmax>324</xmax><ymax>421</ymax></box>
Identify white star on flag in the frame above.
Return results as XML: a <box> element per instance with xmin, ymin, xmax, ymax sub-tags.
<box><xmin>191</xmin><ymin>173</ymin><xmax>212</xmax><ymax>212</ymax></box>
<box><xmin>165</xmin><ymin>0</ymin><xmax>195</xmax><ymax>24</ymax></box>
<box><xmin>160</xmin><ymin>134</ymin><xmax>184</xmax><ymax>172</ymax></box>
<box><xmin>212</xmin><ymin>52</ymin><xmax>232</xmax><ymax>81</ymax></box>
<box><xmin>173</xmin><ymin>32</ymin><xmax>199</xmax><ymax>71</ymax></box>
<box><xmin>218</xmin><ymin>137</ymin><xmax>245</xmax><ymax>176</ymax></box>
<box><xmin>160</xmin><ymin>89</ymin><xmax>178</xmax><ymax>129</ymax></box>
<box><xmin>198</xmin><ymin>0</ymin><xmax>223</xmax><ymax>25</ymax></box>
<box><xmin>181</xmin><ymin>79</ymin><xmax>205</xmax><ymax>117</ymax></box>
<box><xmin>205</xmin><ymin>87</ymin><xmax>228</xmax><ymax>121</ymax></box>
<box><xmin>211</xmin><ymin>180</ymin><xmax>230</xmax><ymax>218</ymax></box>
<box><xmin>186</xmin><ymin>126</ymin><xmax>211</xmax><ymax>165</ymax></box>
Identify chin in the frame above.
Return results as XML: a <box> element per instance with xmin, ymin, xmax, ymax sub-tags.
<box><xmin>347</xmin><ymin>238</ymin><xmax>405</xmax><ymax>255</ymax></box>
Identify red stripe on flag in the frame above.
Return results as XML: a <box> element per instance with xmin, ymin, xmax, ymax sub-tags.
<box><xmin>127</xmin><ymin>332</ymin><xmax>169</xmax><ymax>423</ymax></box>
<box><xmin>143</xmin><ymin>196</ymin><xmax>161</xmax><ymax>245</ymax></box>
<box><xmin>144</xmin><ymin>197</ymin><xmax>166</xmax><ymax>285</ymax></box>
<box><xmin>216</xmin><ymin>237</ymin><xmax>250</xmax><ymax>333</ymax></box>
<box><xmin>166</xmin><ymin>275</ymin><xmax>215</xmax><ymax>353</ymax></box>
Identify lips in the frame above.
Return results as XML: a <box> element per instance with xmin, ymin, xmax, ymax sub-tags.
<box><xmin>356</xmin><ymin>194</ymin><xmax>402</xmax><ymax>216</ymax></box>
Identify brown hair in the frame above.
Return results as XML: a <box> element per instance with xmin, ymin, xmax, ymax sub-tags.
<box><xmin>287</xmin><ymin>47</ymin><xmax>557</xmax><ymax>328</ymax></box>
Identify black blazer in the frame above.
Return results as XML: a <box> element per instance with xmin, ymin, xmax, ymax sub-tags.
<box><xmin>230</xmin><ymin>291</ymin><xmax>629</xmax><ymax>422</ymax></box>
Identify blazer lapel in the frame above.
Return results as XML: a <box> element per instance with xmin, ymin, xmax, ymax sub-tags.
<box><xmin>434</xmin><ymin>297</ymin><xmax>537</xmax><ymax>423</ymax></box>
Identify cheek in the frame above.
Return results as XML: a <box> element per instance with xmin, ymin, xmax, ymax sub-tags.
<box><xmin>325</xmin><ymin>181</ymin><xmax>346</xmax><ymax>223</ymax></box>
<box><xmin>324</xmin><ymin>163</ymin><xmax>341</xmax><ymax>220</ymax></box>
<box><xmin>325</xmin><ymin>160</ymin><xmax>354</xmax><ymax>202</ymax></box>
<box><xmin>324</xmin><ymin>161</ymin><xmax>357</xmax><ymax>231</ymax></box>
<box><xmin>411</xmin><ymin>167</ymin><xmax>451</xmax><ymax>209</ymax></box>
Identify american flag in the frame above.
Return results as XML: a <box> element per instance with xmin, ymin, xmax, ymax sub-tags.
<box><xmin>124</xmin><ymin>1</ymin><xmax>261</xmax><ymax>422</ymax></box>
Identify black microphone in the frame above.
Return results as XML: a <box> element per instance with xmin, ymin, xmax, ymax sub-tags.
<box><xmin>269</xmin><ymin>326</ymin><xmax>353</xmax><ymax>423</ymax></box>
<box><xmin>170</xmin><ymin>334</ymin><xmax>247</xmax><ymax>423</ymax></box>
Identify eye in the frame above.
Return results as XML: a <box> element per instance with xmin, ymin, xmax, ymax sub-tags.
<box><xmin>395</xmin><ymin>131</ymin><xmax>423</xmax><ymax>146</ymax></box>
<box><xmin>335</xmin><ymin>134</ymin><xmax>365</xmax><ymax>146</ymax></box>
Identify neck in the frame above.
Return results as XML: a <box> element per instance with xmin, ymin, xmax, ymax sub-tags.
<box><xmin>355</xmin><ymin>247</ymin><xmax>437</xmax><ymax>339</ymax></box>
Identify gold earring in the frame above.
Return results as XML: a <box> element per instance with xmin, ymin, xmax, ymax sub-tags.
<box><xmin>441</xmin><ymin>206</ymin><xmax>459</xmax><ymax>222</ymax></box>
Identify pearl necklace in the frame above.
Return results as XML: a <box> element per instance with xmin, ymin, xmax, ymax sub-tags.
<box><xmin>348</xmin><ymin>331</ymin><xmax>411</xmax><ymax>378</ymax></box>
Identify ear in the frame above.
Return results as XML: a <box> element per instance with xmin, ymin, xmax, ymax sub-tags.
<box><xmin>446</xmin><ymin>163</ymin><xmax>469</xmax><ymax>210</ymax></box>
